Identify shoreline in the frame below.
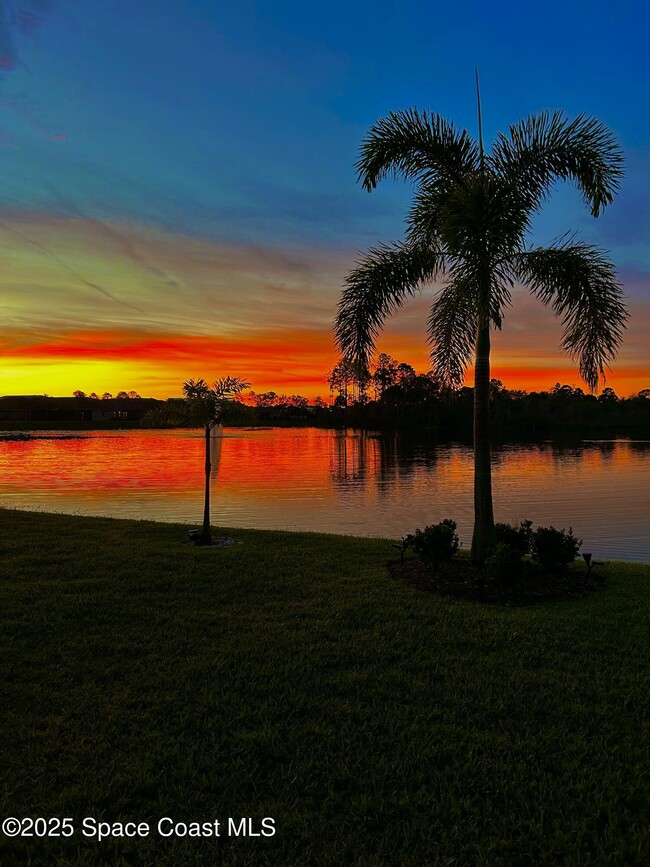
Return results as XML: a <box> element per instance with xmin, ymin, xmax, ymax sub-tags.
<box><xmin>2</xmin><ymin>506</ymin><xmax>650</xmax><ymax>565</ymax></box>
<box><xmin>1</xmin><ymin>417</ymin><xmax>649</xmax><ymax>438</ymax></box>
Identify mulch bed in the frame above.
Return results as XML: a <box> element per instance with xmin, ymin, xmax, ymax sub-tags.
<box><xmin>388</xmin><ymin>557</ymin><xmax>605</xmax><ymax>606</ymax></box>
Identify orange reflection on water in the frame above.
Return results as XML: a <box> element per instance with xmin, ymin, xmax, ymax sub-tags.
<box><xmin>0</xmin><ymin>429</ymin><xmax>648</xmax><ymax>561</ymax></box>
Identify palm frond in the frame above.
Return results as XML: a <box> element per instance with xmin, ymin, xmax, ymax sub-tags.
<box><xmin>213</xmin><ymin>376</ymin><xmax>250</xmax><ymax>399</ymax></box>
<box><xmin>335</xmin><ymin>241</ymin><xmax>442</xmax><ymax>368</ymax></box>
<box><xmin>182</xmin><ymin>377</ymin><xmax>210</xmax><ymax>399</ymax></box>
<box><xmin>427</xmin><ymin>272</ymin><xmax>478</xmax><ymax>387</ymax></box>
<box><xmin>404</xmin><ymin>178</ymin><xmax>450</xmax><ymax>247</ymax></box>
<box><xmin>490</xmin><ymin>110</ymin><xmax>624</xmax><ymax>217</ymax></box>
<box><xmin>183</xmin><ymin>375</ymin><xmax>250</xmax><ymax>428</ymax></box>
<box><xmin>514</xmin><ymin>239</ymin><xmax>628</xmax><ymax>390</ymax></box>
<box><xmin>408</xmin><ymin>171</ymin><xmax>532</xmax><ymax>268</ymax></box>
<box><xmin>356</xmin><ymin>108</ymin><xmax>479</xmax><ymax>191</ymax></box>
<box><xmin>489</xmin><ymin>267</ymin><xmax>514</xmax><ymax>330</ymax></box>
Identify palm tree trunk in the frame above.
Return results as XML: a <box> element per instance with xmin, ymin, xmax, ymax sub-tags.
<box><xmin>201</xmin><ymin>424</ymin><xmax>212</xmax><ymax>544</ymax></box>
<box><xmin>471</xmin><ymin>318</ymin><xmax>496</xmax><ymax>563</ymax></box>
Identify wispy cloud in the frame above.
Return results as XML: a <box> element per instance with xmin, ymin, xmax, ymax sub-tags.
<box><xmin>0</xmin><ymin>216</ymin><xmax>146</xmax><ymax>313</ymax></box>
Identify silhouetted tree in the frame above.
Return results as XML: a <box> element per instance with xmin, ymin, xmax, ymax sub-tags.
<box><xmin>372</xmin><ymin>353</ymin><xmax>399</xmax><ymax>398</ymax></box>
<box><xmin>254</xmin><ymin>391</ymin><xmax>278</xmax><ymax>408</ymax></box>
<box><xmin>335</xmin><ymin>98</ymin><xmax>626</xmax><ymax>562</ymax></box>
<box><xmin>598</xmin><ymin>386</ymin><xmax>618</xmax><ymax>402</ymax></box>
<box><xmin>328</xmin><ymin>359</ymin><xmax>355</xmax><ymax>404</ymax></box>
<box><xmin>183</xmin><ymin>376</ymin><xmax>249</xmax><ymax>545</ymax></box>
<box><xmin>396</xmin><ymin>362</ymin><xmax>416</xmax><ymax>387</ymax></box>
<box><xmin>72</xmin><ymin>390</ymin><xmax>86</xmax><ymax>398</ymax></box>
<box><xmin>101</xmin><ymin>392</ymin><xmax>112</xmax><ymax>400</ymax></box>
<box><xmin>140</xmin><ymin>399</ymin><xmax>190</xmax><ymax>428</ymax></box>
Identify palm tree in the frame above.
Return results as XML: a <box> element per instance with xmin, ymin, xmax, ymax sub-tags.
<box><xmin>334</xmin><ymin>96</ymin><xmax>627</xmax><ymax>563</ymax></box>
<box><xmin>183</xmin><ymin>376</ymin><xmax>249</xmax><ymax>544</ymax></box>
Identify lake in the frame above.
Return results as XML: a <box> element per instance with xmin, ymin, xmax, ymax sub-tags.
<box><xmin>1</xmin><ymin>428</ymin><xmax>648</xmax><ymax>561</ymax></box>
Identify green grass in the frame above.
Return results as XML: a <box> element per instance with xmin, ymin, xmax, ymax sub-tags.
<box><xmin>1</xmin><ymin>509</ymin><xmax>648</xmax><ymax>866</ymax></box>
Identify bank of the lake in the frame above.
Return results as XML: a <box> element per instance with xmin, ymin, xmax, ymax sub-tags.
<box><xmin>0</xmin><ymin>419</ymin><xmax>144</xmax><ymax>431</ymax></box>
<box><xmin>1</xmin><ymin>509</ymin><xmax>648</xmax><ymax>865</ymax></box>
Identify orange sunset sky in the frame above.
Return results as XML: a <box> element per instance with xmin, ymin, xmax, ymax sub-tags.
<box><xmin>0</xmin><ymin>3</ymin><xmax>648</xmax><ymax>400</ymax></box>
<box><xmin>1</xmin><ymin>212</ymin><xmax>648</xmax><ymax>400</ymax></box>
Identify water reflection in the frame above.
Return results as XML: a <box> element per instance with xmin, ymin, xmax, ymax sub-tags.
<box><xmin>329</xmin><ymin>432</ymin><xmax>367</xmax><ymax>486</ymax></box>
<box><xmin>209</xmin><ymin>429</ymin><xmax>223</xmax><ymax>478</ymax></box>
<box><xmin>329</xmin><ymin>431</ymin><xmax>444</xmax><ymax>492</ymax></box>
<box><xmin>0</xmin><ymin>428</ymin><xmax>648</xmax><ymax>561</ymax></box>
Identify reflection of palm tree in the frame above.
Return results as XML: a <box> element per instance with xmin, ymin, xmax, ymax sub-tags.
<box><xmin>335</xmin><ymin>99</ymin><xmax>627</xmax><ymax>563</ymax></box>
<box><xmin>209</xmin><ymin>428</ymin><xmax>223</xmax><ymax>475</ymax></box>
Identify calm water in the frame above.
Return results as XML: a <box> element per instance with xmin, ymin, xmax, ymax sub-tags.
<box><xmin>1</xmin><ymin>428</ymin><xmax>648</xmax><ymax>561</ymax></box>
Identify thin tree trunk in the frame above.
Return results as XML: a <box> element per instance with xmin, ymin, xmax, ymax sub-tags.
<box><xmin>471</xmin><ymin>317</ymin><xmax>496</xmax><ymax>564</ymax></box>
<box><xmin>201</xmin><ymin>424</ymin><xmax>212</xmax><ymax>544</ymax></box>
<box><xmin>470</xmin><ymin>77</ymin><xmax>495</xmax><ymax>564</ymax></box>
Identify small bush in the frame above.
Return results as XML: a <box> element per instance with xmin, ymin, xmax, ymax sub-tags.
<box><xmin>532</xmin><ymin>526</ymin><xmax>582</xmax><ymax>572</ymax></box>
<box><xmin>484</xmin><ymin>543</ymin><xmax>523</xmax><ymax>585</ymax></box>
<box><xmin>405</xmin><ymin>519</ymin><xmax>459</xmax><ymax>566</ymax></box>
<box><xmin>495</xmin><ymin>520</ymin><xmax>533</xmax><ymax>556</ymax></box>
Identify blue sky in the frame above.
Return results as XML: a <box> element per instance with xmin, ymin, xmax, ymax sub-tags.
<box><xmin>0</xmin><ymin>0</ymin><xmax>648</xmax><ymax>396</ymax></box>
<box><xmin>2</xmin><ymin>0</ymin><xmax>648</xmax><ymax>251</ymax></box>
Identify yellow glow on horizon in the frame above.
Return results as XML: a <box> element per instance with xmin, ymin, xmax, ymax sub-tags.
<box><xmin>0</xmin><ymin>360</ymin><xmax>150</xmax><ymax>397</ymax></box>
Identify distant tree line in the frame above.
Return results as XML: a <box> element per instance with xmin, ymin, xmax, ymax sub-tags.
<box><xmin>140</xmin><ymin>354</ymin><xmax>648</xmax><ymax>435</ymax></box>
<box><xmin>247</xmin><ymin>391</ymin><xmax>318</xmax><ymax>409</ymax></box>
<box><xmin>73</xmin><ymin>390</ymin><xmax>141</xmax><ymax>399</ymax></box>
<box><xmin>323</xmin><ymin>354</ymin><xmax>650</xmax><ymax>435</ymax></box>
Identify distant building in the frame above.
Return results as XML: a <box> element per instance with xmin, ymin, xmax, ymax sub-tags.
<box><xmin>0</xmin><ymin>395</ymin><xmax>163</xmax><ymax>422</ymax></box>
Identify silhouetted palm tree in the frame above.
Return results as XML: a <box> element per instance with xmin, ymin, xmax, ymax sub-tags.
<box><xmin>335</xmin><ymin>101</ymin><xmax>626</xmax><ymax>563</ymax></box>
<box><xmin>183</xmin><ymin>376</ymin><xmax>249</xmax><ymax>544</ymax></box>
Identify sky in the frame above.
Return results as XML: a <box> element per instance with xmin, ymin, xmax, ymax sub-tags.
<box><xmin>0</xmin><ymin>0</ymin><xmax>648</xmax><ymax>399</ymax></box>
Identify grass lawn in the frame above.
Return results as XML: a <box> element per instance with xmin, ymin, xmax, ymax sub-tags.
<box><xmin>1</xmin><ymin>509</ymin><xmax>648</xmax><ymax>866</ymax></box>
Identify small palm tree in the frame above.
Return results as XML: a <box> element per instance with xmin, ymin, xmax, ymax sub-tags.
<box><xmin>183</xmin><ymin>376</ymin><xmax>249</xmax><ymax>544</ymax></box>
<box><xmin>335</xmin><ymin>96</ymin><xmax>627</xmax><ymax>563</ymax></box>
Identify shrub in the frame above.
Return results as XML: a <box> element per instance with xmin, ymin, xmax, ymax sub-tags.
<box><xmin>484</xmin><ymin>543</ymin><xmax>523</xmax><ymax>584</ymax></box>
<box><xmin>532</xmin><ymin>526</ymin><xmax>582</xmax><ymax>572</ymax></box>
<box><xmin>495</xmin><ymin>520</ymin><xmax>533</xmax><ymax>556</ymax></box>
<box><xmin>405</xmin><ymin>519</ymin><xmax>459</xmax><ymax>566</ymax></box>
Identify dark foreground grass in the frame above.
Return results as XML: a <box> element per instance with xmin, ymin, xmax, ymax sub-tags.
<box><xmin>1</xmin><ymin>510</ymin><xmax>648</xmax><ymax>866</ymax></box>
